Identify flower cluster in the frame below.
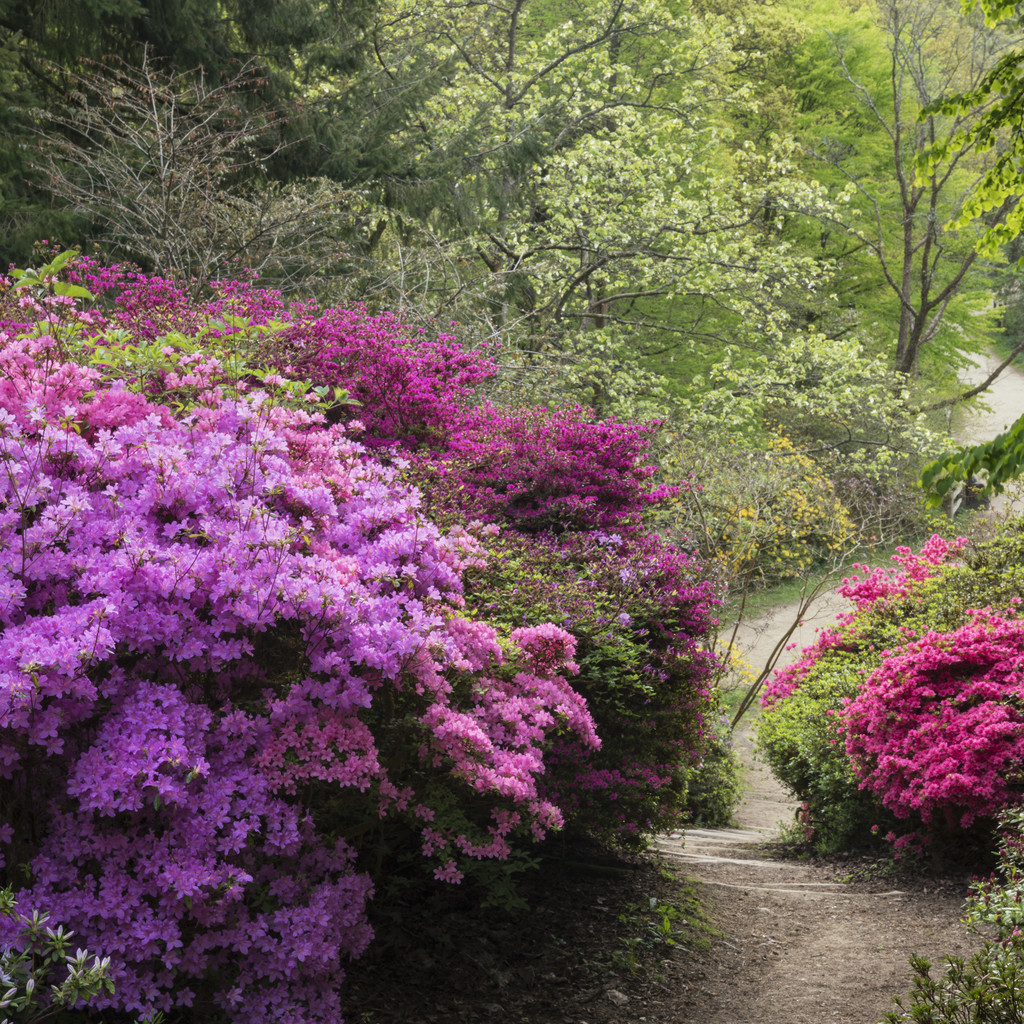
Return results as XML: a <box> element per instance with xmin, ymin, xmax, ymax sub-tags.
<box><xmin>433</xmin><ymin>404</ymin><xmax>675</xmax><ymax>533</ymax></box>
<box><xmin>283</xmin><ymin>307</ymin><xmax>497</xmax><ymax>448</ymax></box>
<box><xmin>842</xmin><ymin>611</ymin><xmax>1024</xmax><ymax>829</ymax></box>
<box><xmin>836</xmin><ymin>534</ymin><xmax>968</xmax><ymax>611</ymax></box>
<box><xmin>761</xmin><ymin>534</ymin><xmax>967</xmax><ymax>710</ymax></box>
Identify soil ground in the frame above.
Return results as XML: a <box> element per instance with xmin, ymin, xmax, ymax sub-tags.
<box><xmin>345</xmin><ymin>356</ymin><xmax>1024</xmax><ymax>1024</ymax></box>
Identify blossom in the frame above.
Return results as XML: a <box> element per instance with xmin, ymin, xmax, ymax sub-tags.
<box><xmin>843</xmin><ymin>610</ymin><xmax>1024</xmax><ymax>829</ymax></box>
<box><xmin>0</xmin><ymin>257</ymin><xmax>721</xmax><ymax>1019</ymax></box>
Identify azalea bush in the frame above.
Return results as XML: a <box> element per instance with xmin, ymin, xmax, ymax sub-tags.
<box><xmin>452</xmin><ymin>529</ymin><xmax>723</xmax><ymax>844</ymax></box>
<box><xmin>277</xmin><ymin>289</ymin><xmax>727</xmax><ymax>842</ymax></box>
<box><xmin>281</xmin><ymin>305</ymin><xmax>498</xmax><ymax>450</ymax></box>
<box><xmin>760</xmin><ymin>526</ymin><xmax>1024</xmax><ymax>855</ymax></box>
<box><xmin>0</xmin><ymin>254</ymin><xmax>728</xmax><ymax>1020</ymax></box>
<box><xmin>757</xmin><ymin>535</ymin><xmax>968</xmax><ymax>853</ymax></box>
<box><xmin>843</xmin><ymin>610</ymin><xmax>1024</xmax><ymax>832</ymax></box>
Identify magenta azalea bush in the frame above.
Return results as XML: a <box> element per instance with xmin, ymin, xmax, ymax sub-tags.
<box><xmin>215</xmin><ymin>265</ymin><xmax>725</xmax><ymax>845</ymax></box>
<box><xmin>760</xmin><ymin>535</ymin><xmax>967</xmax><ymax>710</ymax></box>
<box><xmin>285</xmin><ymin>309</ymin><xmax>497</xmax><ymax>449</ymax></box>
<box><xmin>406</xmin><ymin>403</ymin><xmax>675</xmax><ymax>533</ymax></box>
<box><xmin>759</xmin><ymin>530</ymin><xmax>1024</xmax><ymax>854</ymax></box>
<box><xmin>0</xmin><ymin>255</ymin><xmax>726</xmax><ymax>1020</ymax></box>
<box><xmin>843</xmin><ymin>611</ymin><xmax>1024</xmax><ymax>830</ymax></box>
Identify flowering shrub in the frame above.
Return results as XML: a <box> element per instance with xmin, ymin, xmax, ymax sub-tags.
<box><xmin>760</xmin><ymin>528</ymin><xmax>1024</xmax><ymax>853</ymax></box>
<box><xmin>843</xmin><ymin>610</ymin><xmax>1024</xmax><ymax>830</ymax></box>
<box><xmin>757</xmin><ymin>535</ymin><xmax>970</xmax><ymax>852</ymax></box>
<box><xmin>0</xmin><ymin>329</ymin><xmax>597</xmax><ymax>1020</ymax></box>
<box><xmin>834</xmin><ymin>534</ymin><xmax>968</xmax><ymax>611</ymax></box>
<box><xmin>0</xmin><ymin>255</ymin><xmax>728</xmax><ymax>1017</ymax></box>
<box><xmin>66</xmin><ymin>256</ymin><xmax>204</xmax><ymax>339</ymax></box>
<box><xmin>668</xmin><ymin>432</ymin><xmax>857</xmax><ymax>589</ymax></box>
<box><xmin>436</xmin><ymin>405</ymin><xmax>675</xmax><ymax>533</ymax></box>
<box><xmin>674</xmin><ymin>332</ymin><xmax>953</xmax><ymax>587</ymax></box>
<box><xmin>282</xmin><ymin>308</ymin><xmax>497</xmax><ymax>449</ymax></box>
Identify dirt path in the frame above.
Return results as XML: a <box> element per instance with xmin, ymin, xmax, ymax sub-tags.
<box><xmin>960</xmin><ymin>351</ymin><xmax>1024</xmax><ymax>515</ymax></box>
<box><xmin>654</xmin><ymin>646</ymin><xmax>980</xmax><ymax>1024</ymax></box>
<box><xmin>651</xmin><ymin>354</ymin><xmax>1024</xmax><ymax>1024</ymax></box>
<box><xmin>654</xmin><ymin>719</ymin><xmax>978</xmax><ymax>1023</ymax></box>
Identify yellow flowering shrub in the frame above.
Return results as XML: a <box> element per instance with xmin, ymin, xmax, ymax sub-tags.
<box><xmin>672</xmin><ymin>433</ymin><xmax>856</xmax><ymax>587</ymax></box>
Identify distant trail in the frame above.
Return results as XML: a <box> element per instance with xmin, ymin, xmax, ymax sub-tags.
<box><xmin>658</xmin><ymin>353</ymin><xmax>1024</xmax><ymax>1023</ymax></box>
<box><xmin>957</xmin><ymin>351</ymin><xmax>1024</xmax><ymax>514</ymax></box>
<box><xmin>959</xmin><ymin>351</ymin><xmax>1024</xmax><ymax>444</ymax></box>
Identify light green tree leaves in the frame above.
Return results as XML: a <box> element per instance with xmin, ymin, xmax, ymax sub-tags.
<box><xmin>363</xmin><ymin>0</ymin><xmax>836</xmax><ymax>355</ymax></box>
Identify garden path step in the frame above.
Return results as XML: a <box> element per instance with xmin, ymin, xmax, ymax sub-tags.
<box><xmin>683</xmin><ymin>827</ymin><xmax>770</xmax><ymax>840</ymax></box>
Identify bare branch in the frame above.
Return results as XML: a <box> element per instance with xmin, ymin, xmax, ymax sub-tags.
<box><xmin>31</xmin><ymin>54</ymin><xmax>356</xmax><ymax>294</ymax></box>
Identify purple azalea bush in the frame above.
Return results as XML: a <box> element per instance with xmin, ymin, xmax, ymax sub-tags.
<box><xmin>0</xmin><ymin>257</ymin><xmax>724</xmax><ymax>1021</ymax></box>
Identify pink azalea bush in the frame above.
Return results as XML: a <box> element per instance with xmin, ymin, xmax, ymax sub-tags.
<box><xmin>837</xmin><ymin>535</ymin><xmax>1024</xmax><ymax>843</ymax></box>
<box><xmin>757</xmin><ymin>535</ymin><xmax>976</xmax><ymax>852</ymax></box>
<box><xmin>0</xmin><ymin>255</ymin><xmax>726</xmax><ymax>1018</ymax></box>
<box><xmin>283</xmin><ymin>308</ymin><xmax>497</xmax><ymax>448</ymax></box>
<box><xmin>761</xmin><ymin>536</ymin><xmax>969</xmax><ymax>711</ymax></box>
<box><xmin>456</xmin><ymin>529</ymin><xmax>720</xmax><ymax>844</ymax></box>
<box><xmin>760</xmin><ymin>528</ymin><xmax>1024</xmax><ymax>853</ymax></box>
<box><xmin>833</xmin><ymin>534</ymin><xmax>969</xmax><ymax>611</ymax></box>
<box><xmin>842</xmin><ymin>611</ymin><xmax>1024</xmax><ymax>831</ymax></box>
